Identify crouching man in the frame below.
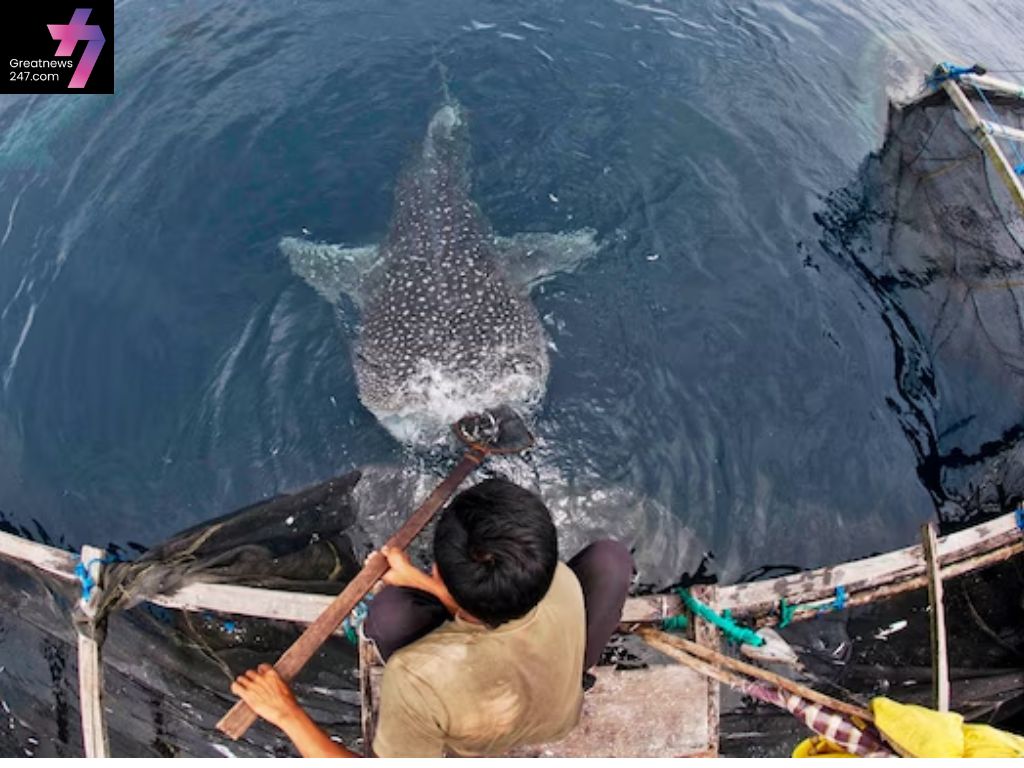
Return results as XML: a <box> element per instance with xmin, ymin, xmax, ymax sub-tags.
<box><xmin>232</xmin><ymin>478</ymin><xmax>634</xmax><ymax>757</ymax></box>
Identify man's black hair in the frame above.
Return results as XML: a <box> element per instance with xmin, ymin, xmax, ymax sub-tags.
<box><xmin>434</xmin><ymin>478</ymin><xmax>558</xmax><ymax>627</ymax></box>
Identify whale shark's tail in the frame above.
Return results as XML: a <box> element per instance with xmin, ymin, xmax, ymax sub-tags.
<box><xmin>435</xmin><ymin>58</ymin><xmax>454</xmax><ymax>106</ymax></box>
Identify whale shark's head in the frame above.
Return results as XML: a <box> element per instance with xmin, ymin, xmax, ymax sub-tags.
<box><xmin>281</xmin><ymin>103</ymin><xmax>601</xmax><ymax>445</ymax></box>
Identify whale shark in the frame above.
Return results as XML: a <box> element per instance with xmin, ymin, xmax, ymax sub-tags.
<box><xmin>282</xmin><ymin>103</ymin><xmax>600</xmax><ymax>443</ymax></box>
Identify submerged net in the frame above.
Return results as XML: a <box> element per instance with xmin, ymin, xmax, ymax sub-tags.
<box><xmin>718</xmin><ymin>80</ymin><xmax>1024</xmax><ymax>756</ymax></box>
<box><xmin>818</xmin><ymin>82</ymin><xmax>1024</xmax><ymax>520</ymax></box>
<box><xmin>95</xmin><ymin>470</ymin><xmax>365</xmax><ymax>619</ymax></box>
<box><xmin>0</xmin><ymin>470</ymin><xmax>374</xmax><ymax>757</ymax></box>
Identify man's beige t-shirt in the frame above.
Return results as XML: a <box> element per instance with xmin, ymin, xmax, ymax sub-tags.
<box><xmin>372</xmin><ymin>563</ymin><xmax>586</xmax><ymax>757</ymax></box>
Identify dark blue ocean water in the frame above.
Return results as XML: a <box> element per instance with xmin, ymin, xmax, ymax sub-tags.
<box><xmin>1</xmin><ymin>0</ymin><xmax>1022</xmax><ymax>585</ymax></box>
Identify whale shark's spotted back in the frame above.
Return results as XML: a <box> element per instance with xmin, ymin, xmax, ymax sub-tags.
<box><xmin>356</xmin><ymin>106</ymin><xmax>548</xmax><ymax>439</ymax></box>
<box><xmin>281</xmin><ymin>104</ymin><xmax>601</xmax><ymax>444</ymax></box>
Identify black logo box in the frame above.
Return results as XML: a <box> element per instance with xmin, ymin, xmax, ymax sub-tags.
<box><xmin>2</xmin><ymin>1</ymin><xmax>114</xmax><ymax>94</ymax></box>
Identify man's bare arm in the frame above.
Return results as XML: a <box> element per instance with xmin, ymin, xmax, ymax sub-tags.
<box><xmin>379</xmin><ymin>546</ymin><xmax>460</xmax><ymax>616</ymax></box>
<box><xmin>231</xmin><ymin>665</ymin><xmax>362</xmax><ymax>758</ymax></box>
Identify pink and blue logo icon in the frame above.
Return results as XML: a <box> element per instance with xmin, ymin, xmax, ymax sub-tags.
<box><xmin>48</xmin><ymin>8</ymin><xmax>105</xmax><ymax>89</ymax></box>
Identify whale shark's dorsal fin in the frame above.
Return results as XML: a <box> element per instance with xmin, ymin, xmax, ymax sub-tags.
<box><xmin>280</xmin><ymin>236</ymin><xmax>379</xmax><ymax>309</ymax></box>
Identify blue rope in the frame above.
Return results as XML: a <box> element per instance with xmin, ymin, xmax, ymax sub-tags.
<box><xmin>661</xmin><ymin>614</ymin><xmax>689</xmax><ymax>632</ymax></box>
<box><xmin>778</xmin><ymin>586</ymin><xmax>848</xmax><ymax>628</ymax></box>
<box><xmin>1015</xmin><ymin>503</ymin><xmax>1024</xmax><ymax>532</ymax></box>
<box><xmin>928</xmin><ymin>62</ymin><xmax>984</xmax><ymax>87</ymax></box>
<box><xmin>676</xmin><ymin>589</ymin><xmax>764</xmax><ymax>647</ymax></box>
<box><xmin>342</xmin><ymin>595</ymin><xmax>374</xmax><ymax>645</ymax></box>
<box><xmin>74</xmin><ymin>554</ymin><xmax>118</xmax><ymax>603</ymax></box>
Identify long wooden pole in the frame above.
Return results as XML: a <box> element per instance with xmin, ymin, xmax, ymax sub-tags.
<box><xmin>77</xmin><ymin>545</ymin><xmax>110</xmax><ymax>758</ymax></box>
<box><xmin>636</xmin><ymin>627</ymin><xmax>872</xmax><ymax>723</ymax></box>
<box><xmin>922</xmin><ymin>523</ymin><xmax>950</xmax><ymax>712</ymax></box>
<box><xmin>216</xmin><ymin>448</ymin><xmax>485</xmax><ymax>739</ymax></box>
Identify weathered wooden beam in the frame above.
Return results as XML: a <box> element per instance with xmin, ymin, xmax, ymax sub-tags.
<box><xmin>358</xmin><ymin>633</ymin><xmax>381</xmax><ymax>754</ymax></box>
<box><xmin>750</xmin><ymin>538</ymin><xmax>1024</xmax><ymax>628</ymax></box>
<box><xmin>0</xmin><ymin>511</ymin><xmax>1018</xmax><ymax>652</ymax></box>
<box><xmin>941</xmin><ymin>76</ymin><xmax>1024</xmax><ymax>216</ymax></box>
<box><xmin>717</xmin><ymin>511</ymin><xmax>1019</xmax><ymax>618</ymax></box>
<box><xmin>76</xmin><ymin>545</ymin><xmax>109</xmax><ymax>759</ymax></box>
<box><xmin>0</xmin><ymin>530</ymin><xmax>78</xmax><ymax>581</ymax></box>
<box><xmin>151</xmin><ymin>582</ymin><xmax>681</xmax><ymax>630</ymax></box>
<box><xmin>690</xmin><ymin>585</ymin><xmax>720</xmax><ymax>757</ymax></box>
<box><xmin>921</xmin><ymin>523</ymin><xmax>950</xmax><ymax>712</ymax></box>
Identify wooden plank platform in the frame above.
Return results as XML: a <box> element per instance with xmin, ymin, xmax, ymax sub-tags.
<box><xmin>510</xmin><ymin>665</ymin><xmax>713</xmax><ymax>757</ymax></box>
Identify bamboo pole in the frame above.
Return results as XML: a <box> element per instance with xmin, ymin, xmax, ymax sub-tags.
<box><xmin>922</xmin><ymin>523</ymin><xmax>950</xmax><ymax>712</ymax></box>
<box><xmin>76</xmin><ymin>545</ymin><xmax>109</xmax><ymax>759</ymax></box>
<box><xmin>985</xmin><ymin>121</ymin><xmax>1024</xmax><ymax>145</ymax></box>
<box><xmin>636</xmin><ymin>627</ymin><xmax>872</xmax><ymax>723</ymax></box>
<box><xmin>960</xmin><ymin>73</ymin><xmax>1024</xmax><ymax>100</ymax></box>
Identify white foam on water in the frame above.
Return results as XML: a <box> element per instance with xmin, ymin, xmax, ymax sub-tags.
<box><xmin>370</xmin><ymin>354</ymin><xmax>546</xmax><ymax>444</ymax></box>
<box><xmin>3</xmin><ymin>302</ymin><xmax>36</xmax><ymax>391</ymax></box>
<box><xmin>534</xmin><ymin>45</ymin><xmax>555</xmax><ymax>63</ymax></box>
<box><xmin>499</xmin><ymin>32</ymin><xmax>526</xmax><ymax>41</ymax></box>
<box><xmin>0</xmin><ymin>189</ymin><xmax>23</xmax><ymax>251</ymax></box>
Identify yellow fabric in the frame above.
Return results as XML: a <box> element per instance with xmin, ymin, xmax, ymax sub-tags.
<box><xmin>792</xmin><ymin>736</ymin><xmax>857</xmax><ymax>758</ymax></box>
<box><xmin>872</xmin><ymin>697</ymin><xmax>964</xmax><ymax>757</ymax></box>
<box><xmin>962</xmin><ymin>724</ymin><xmax>1024</xmax><ymax>757</ymax></box>
<box><xmin>792</xmin><ymin>697</ymin><xmax>1024</xmax><ymax>759</ymax></box>
<box><xmin>372</xmin><ymin>563</ymin><xmax>586</xmax><ymax>757</ymax></box>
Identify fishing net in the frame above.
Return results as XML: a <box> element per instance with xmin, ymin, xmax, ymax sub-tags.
<box><xmin>94</xmin><ymin>470</ymin><xmax>365</xmax><ymax>619</ymax></box>
<box><xmin>818</xmin><ymin>82</ymin><xmax>1024</xmax><ymax>520</ymax></box>
<box><xmin>722</xmin><ymin>80</ymin><xmax>1024</xmax><ymax>756</ymax></box>
<box><xmin>0</xmin><ymin>470</ymin><xmax>373</xmax><ymax>757</ymax></box>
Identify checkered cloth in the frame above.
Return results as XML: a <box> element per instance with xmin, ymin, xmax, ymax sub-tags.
<box><xmin>746</xmin><ymin>683</ymin><xmax>895</xmax><ymax>757</ymax></box>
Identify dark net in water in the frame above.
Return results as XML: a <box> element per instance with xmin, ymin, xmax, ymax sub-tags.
<box><xmin>0</xmin><ymin>471</ymin><xmax>370</xmax><ymax>757</ymax></box>
<box><xmin>718</xmin><ymin>84</ymin><xmax>1024</xmax><ymax>756</ymax></box>
<box><xmin>818</xmin><ymin>86</ymin><xmax>1024</xmax><ymax>521</ymax></box>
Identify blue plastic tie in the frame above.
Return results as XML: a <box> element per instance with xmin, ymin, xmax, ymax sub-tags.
<box><xmin>74</xmin><ymin>554</ymin><xmax>117</xmax><ymax>603</ymax></box>
<box><xmin>1015</xmin><ymin>504</ymin><xmax>1024</xmax><ymax>532</ymax></box>
<box><xmin>833</xmin><ymin>585</ymin><xmax>848</xmax><ymax>611</ymax></box>
<box><xmin>1015</xmin><ymin>162</ymin><xmax>1024</xmax><ymax>176</ymax></box>
<box><xmin>929</xmin><ymin>62</ymin><xmax>982</xmax><ymax>87</ymax></box>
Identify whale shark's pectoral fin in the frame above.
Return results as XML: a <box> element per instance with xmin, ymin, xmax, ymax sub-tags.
<box><xmin>279</xmin><ymin>236</ymin><xmax>380</xmax><ymax>309</ymax></box>
<box><xmin>494</xmin><ymin>227</ymin><xmax>601</xmax><ymax>291</ymax></box>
